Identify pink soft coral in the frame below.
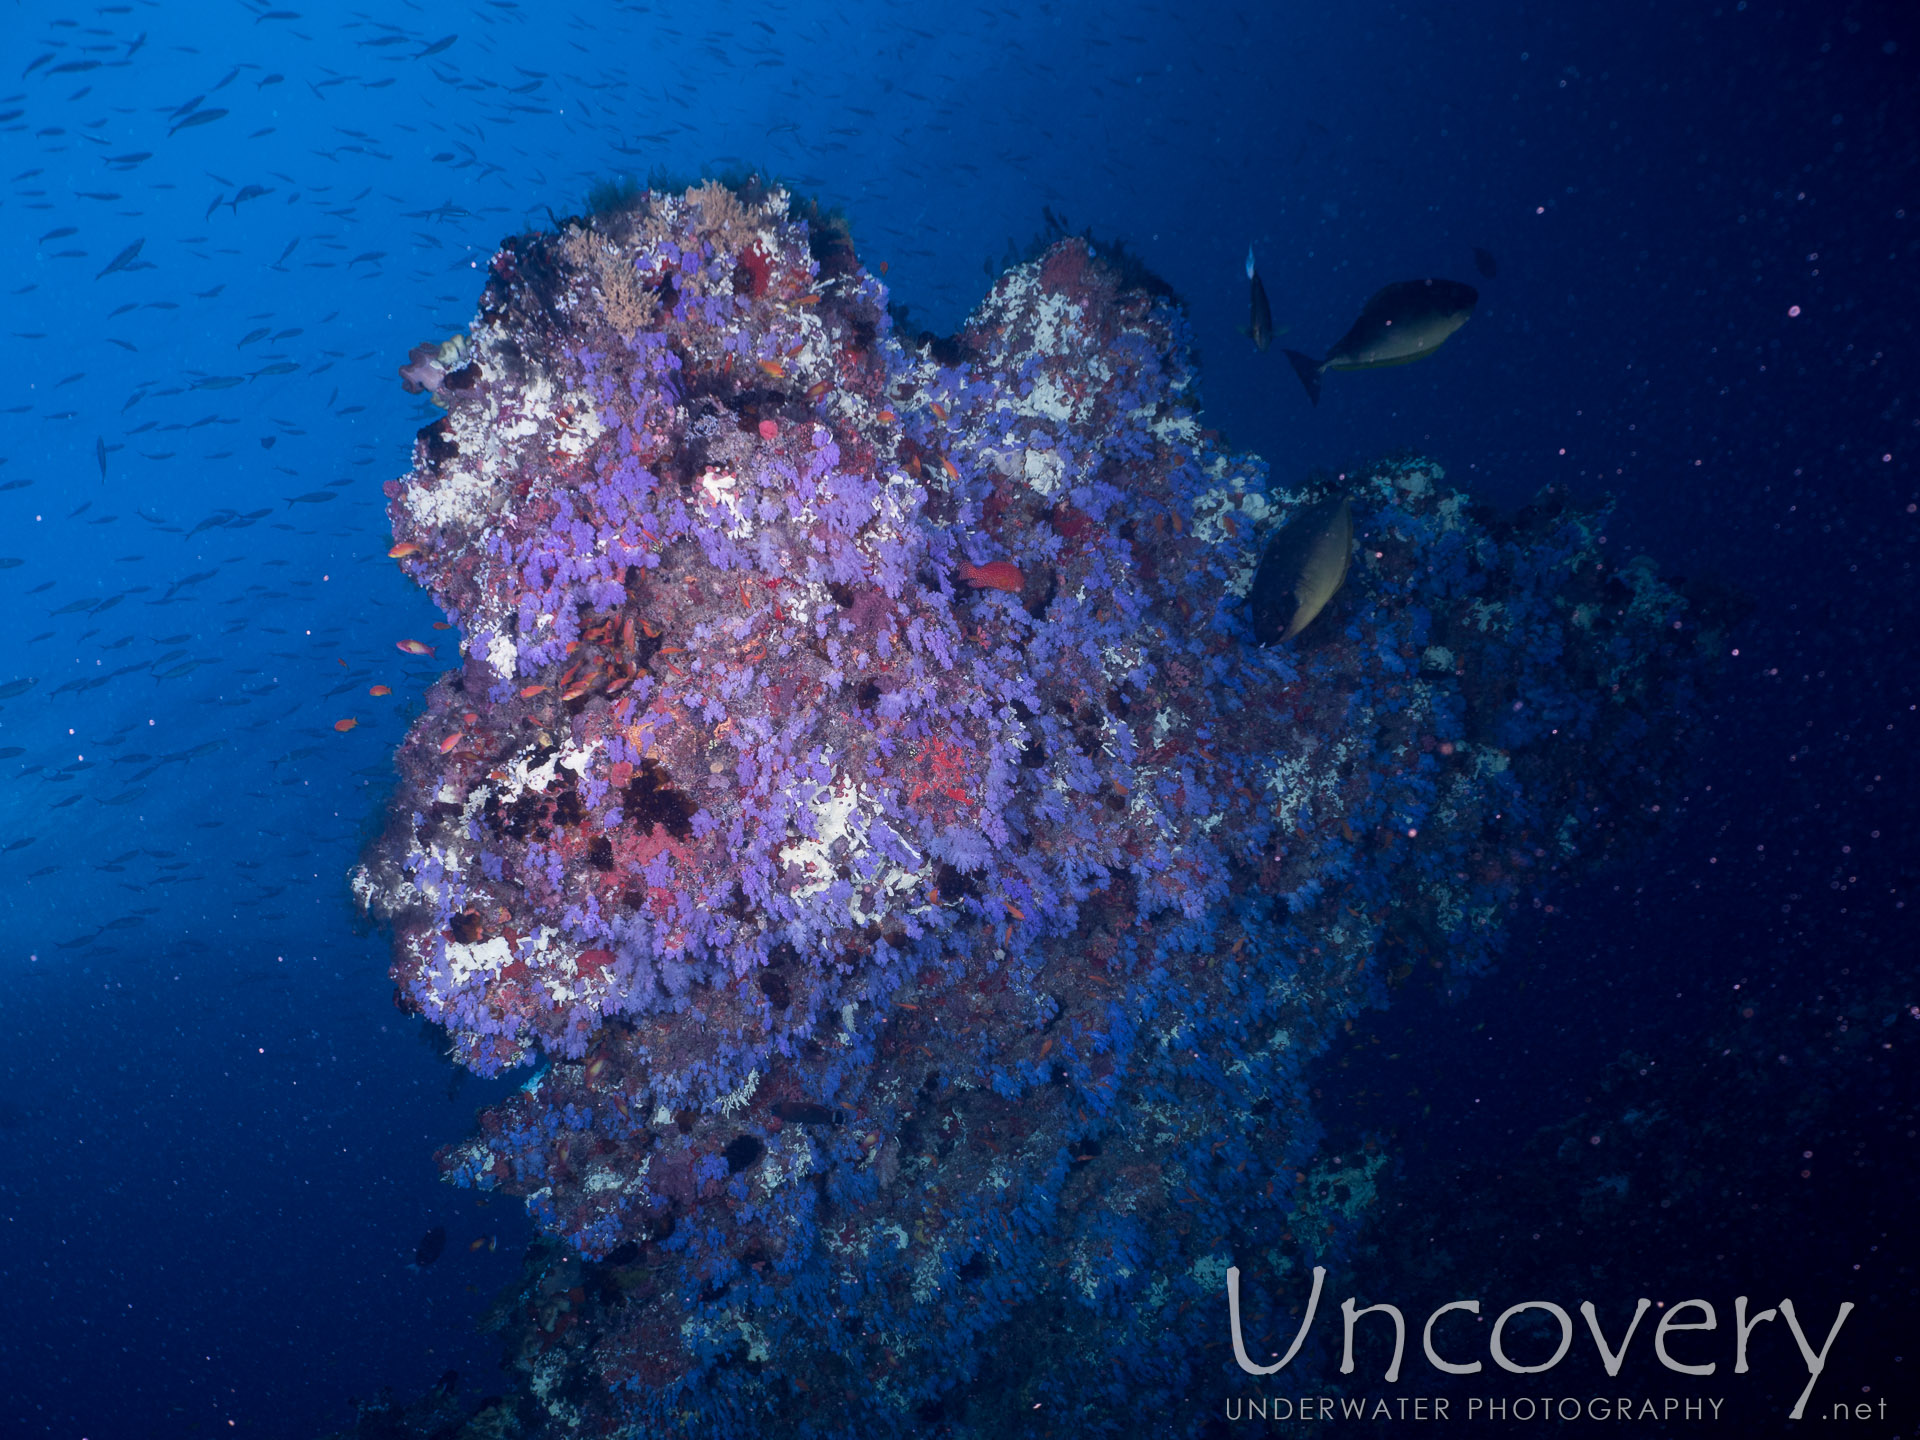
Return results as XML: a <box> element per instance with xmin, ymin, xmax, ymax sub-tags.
<box><xmin>397</xmin><ymin>341</ymin><xmax>446</xmax><ymax>394</ymax></box>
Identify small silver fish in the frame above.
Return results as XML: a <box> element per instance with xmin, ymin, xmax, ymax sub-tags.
<box><xmin>94</xmin><ymin>238</ymin><xmax>145</xmax><ymax>280</ymax></box>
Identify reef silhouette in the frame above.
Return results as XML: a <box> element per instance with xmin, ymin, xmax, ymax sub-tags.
<box><xmin>351</xmin><ymin>178</ymin><xmax>1719</xmax><ymax>1436</ymax></box>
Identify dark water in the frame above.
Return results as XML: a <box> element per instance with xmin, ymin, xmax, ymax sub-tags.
<box><xmin>0</xmin><ymin>1</ymin><xmax>1913</xmax><ymax>1436</ymax></box>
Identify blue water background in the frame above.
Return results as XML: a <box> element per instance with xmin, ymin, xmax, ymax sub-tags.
<box><xmin>1</xmin><ymin>0</ymin><xmax>1914</xmax><ymax>1434</ymax></box>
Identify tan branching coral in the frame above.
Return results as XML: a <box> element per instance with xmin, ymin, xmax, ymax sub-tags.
<box><xmin>688</xmin><ymin>178</ymin><xmax>751</xmax><ymax>239</ymax></box>
<box><xmin>562</xmin><ymin>224</ymin><xmax>656</xmax><ymax>340</ymax></box>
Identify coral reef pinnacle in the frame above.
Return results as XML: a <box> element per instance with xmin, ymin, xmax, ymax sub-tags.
<box><xmin>353</xmin><ymin>180</ymin><xmax>1715</xmax><ymax>1435</ymax></box>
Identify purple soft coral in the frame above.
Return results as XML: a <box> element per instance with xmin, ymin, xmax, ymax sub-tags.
<box><xmin>352</xmin><ymin>181</ymin><xmax>1717</xmax><ymax>1434</ymax></box>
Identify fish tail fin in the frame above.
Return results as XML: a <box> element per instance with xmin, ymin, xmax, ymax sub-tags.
<box><xmin>1284</xmin><ymin>350</ymin><xmax>1323</xmax><ymax>407</ymax></box>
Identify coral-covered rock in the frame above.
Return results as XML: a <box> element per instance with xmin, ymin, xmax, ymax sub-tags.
<box><xmin>353</xmin><ymin>180</ymin><xmax>1718</xmax><ymax>1436</ymax></box>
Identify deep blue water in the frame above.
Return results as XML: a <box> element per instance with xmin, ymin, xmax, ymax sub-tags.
<box><xmin>1</xmin><ymin>0</ymin><xmax>1914</xmax><ymax>1436</ymax></box>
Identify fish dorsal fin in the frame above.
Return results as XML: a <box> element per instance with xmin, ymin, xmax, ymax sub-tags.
<box><xmin>1357</xmin><ymin>279</ymin><xmax>1439</xmax><ymax>321</ymax></box>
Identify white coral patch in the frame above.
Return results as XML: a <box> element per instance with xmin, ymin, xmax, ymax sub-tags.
<box><xmin>781</xmin><ymin>778</ymin><xmax>859</xmax><ymax>901</ymax></box>
<box><xmin>1022</xmin><ymin>446</ymin><xmax>1065</xmax><ymax>495</ymax></box>
<box><xmin>504</xmin><ymin>373</ymin><xmax>553</xmax><ymax>440</ymax></box>
<box><xmin>485</xmin><ymin>631</ymin><xmax>518</xmax><ymax>679</ymax></box>
<box><xmin>1150</xmin><ymin>410</ymin><xmax>1198</xmax><ymax>446</ymax></box>
<box><xmin>716</xmin><ymin>1068</ymin><xmax>760</xmax><ymax>1116</ymax></box>
<box><xmin>446</xmin><ymin>935</ymin><xmax>514</xmax><ymax>987</ymax></box>
<box><xmin>483</xmin><ymin>735</ymin><xmax>602</xmax><ymax>812</ymax></box>
<box><xmin>1187</xmin><ymin>475</ymin><xmax>1279</xmax><ymax>596</ymax></box>
<box><xmin>759</xmin><ymin>1129</ymin><xmax>813</xmax><ymax>1197</ymax></box>
<box><xmin>1238</xmin><ymin>492</ymin><xmax>1276</xmax><ymax>526</ymax></box>
<box><xmin>1391</xmin><ymin>461</ymin><xmax>1445</xmax><ymax>497</ymax></box>
<box><xmin>556</xmin><ymin>737</ymin><xmax>598</xmax><ymax>779</ymax></box>
<box><xmin>552</xmin><ymin>389</ymin><xmax>604</xmax><ymax>457</ymax></box>
<box><xmin>1029</xmin><ymin>291</ymin><xmax>1083</xmax><ymax>353</ymax></box>
<box><xmin>912</xmin><ymin>1244</ymin><xmax>949</xmax><ymax>1304</ymax></box>
<box><xmin>781</xmin><ymin>773</ymin><xmax>928</xmax><ymax>922</ymax></box>
<box><xmin>405</xmin><ymin>466</ymin><xmax>495</xmax><ymax>532</ymax></box>
<box><xmin>508</xmin><ymin>749</ymin><xmax>561</xmax><ymax>796</ymax></box>
<box><xmin>584</xmin><ymin>1164</ymin><xmax>624</xmax><ymax>1194</ymax></box>
<box><xmin>1262</xmin><ymin>739</ymin><xmax>1325</xmax><ymax>833</ymax></box>
<box><xmin>1190</xmin><ymin>1253</ymin><xmax>1232</xmax><ymax>1291</ymax></box>
<box><xmin>1190</xmin><ymin>480</ymin><xmax>1275</xmax><ymax>548</ymax></box>
<box><xmin>1020</xmin><ymin>373</ymin><xmax>1077</xmax><ymax>424</ymax></box>
<box><xmin>696</xmin><ymin>467</ymin><xmax>755</xmax><ymax>539</ymax></box>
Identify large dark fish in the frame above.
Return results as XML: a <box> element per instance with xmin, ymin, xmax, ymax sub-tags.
<box><xmin>1283</xmin><ymin>278</ymin><xmax>1478</xmax><ymax>407</ymax></box>
<box><xmin>1249</xmin><ymin>495</ymin><xmax>1352</xmax><ymax>644</ymax></box>
<box><xmin>1243</xmin><ymin>246</ymin><xmax>1273</xmax><ymax>352</ymax></box>
<box><xmin>414</xmin><ymin>1225</ymin><xmax>446</xmax><ymax>1267</ymax></box>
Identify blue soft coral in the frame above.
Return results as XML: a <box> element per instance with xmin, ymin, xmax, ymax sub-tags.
<box><xmin>352</xmin><ymin>183</ymin><xmax>1712</xmax><ymax>1437</ymax></box>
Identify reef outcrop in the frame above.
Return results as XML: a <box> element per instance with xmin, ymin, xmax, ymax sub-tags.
<box><xmin>352</xmin><ymin>179</ymin><xmax>1717</xmax><ymax>1436</ymax></box>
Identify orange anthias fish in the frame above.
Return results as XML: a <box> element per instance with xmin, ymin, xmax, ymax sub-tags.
<box><xmin>438</xmin><ymin>733</ymin><xmax>460</xmax><ymax>754</ymax></box>
<box><xmin>957</xmin><ymin>560</ymin><xmax>1024</xmax><ymax>594</ymax></box>
<box><xmin>333</xmin><ymin>717</ymin><xmax>358</xmax><ymax>732</ymax></box>
<box><xmin>388</xmin><ymin>542</ymin><xmax>423</xmax><ymax>559</ymax></box>
<box><xmin>396</xmin><ymin>639</ymin><xmax>434</xmax><ymax>656</ymax></box>
<box><xmin>369</xmin><ymin>684</ymin><xmax>392</xmax><ymax>697</ymax></box>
